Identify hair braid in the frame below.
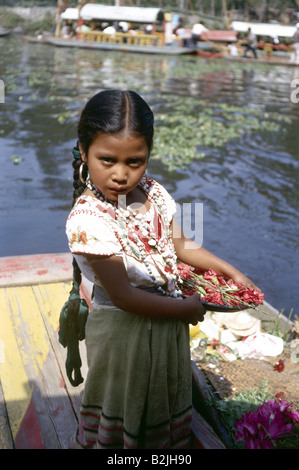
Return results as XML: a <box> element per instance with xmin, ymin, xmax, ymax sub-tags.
<box><xmin>70</xmin><ymin>142</ymin><xmax>85</xmax><ymax>291</ymax></box>
<box><xmin>58</xmin><ymin>144</ymin><xmax>89</xmax><ymax>386</ymax></box>
<box><xmin>72</xmin><ymin>142</ymin><xmax>86</xmax><ymax>207</ymax></box>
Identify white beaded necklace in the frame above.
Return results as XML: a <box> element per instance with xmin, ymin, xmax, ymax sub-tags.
<box><xmin>86</xmin><ymin>175</ymin><xmax>182</xmax><ymax>297</ymax></box>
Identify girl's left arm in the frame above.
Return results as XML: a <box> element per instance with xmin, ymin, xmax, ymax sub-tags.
<box><xmin>171</xmin><ymin>218</ymin><xmax>258</xmax><ymax>288</ymax></box>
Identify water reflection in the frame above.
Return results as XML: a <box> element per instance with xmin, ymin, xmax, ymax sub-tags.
<box><xmin>1</xmin><ymin>36</ymin><xmax>298</xmax><ymax>318</ymax></box>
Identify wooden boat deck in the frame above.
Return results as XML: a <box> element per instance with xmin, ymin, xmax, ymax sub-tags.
<box><xmin>0</xmin><ymin>253</ymin><xmax>225</xmax><ymax>449</ymax></box>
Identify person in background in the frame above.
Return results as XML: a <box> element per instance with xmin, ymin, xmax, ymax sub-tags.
<box><xmin>243</xmin><ymin>27</ymin><xmax>258</xmax><ymax>59</ymax></box>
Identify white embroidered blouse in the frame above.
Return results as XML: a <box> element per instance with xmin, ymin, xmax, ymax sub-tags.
<box><xmin>66</xmin><ymin>179</ymin><xmax>178</xmax><ymax>293</ymax></box>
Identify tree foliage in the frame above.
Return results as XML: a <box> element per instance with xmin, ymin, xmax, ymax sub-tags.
<box><xmin>0</xmin><ymin>0</ymin><xmax>297</xmax><ymax>24</ymax></box>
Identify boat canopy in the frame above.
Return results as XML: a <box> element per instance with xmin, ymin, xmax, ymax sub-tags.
<box><xmin>60</xmin><ymin>8</ymin><xmax>79</xmax><ymax>21</ymax></box>
<box><xmin>231</xmin><ymin>21</ymin><xmax>296</xmax><ymax>38</ymax></box>
<box><xmin>79</xmin><ymin>4</ymin><xmax>164</xmax><ymax>24</ymax></box>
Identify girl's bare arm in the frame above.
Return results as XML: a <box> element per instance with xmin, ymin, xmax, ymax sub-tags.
<box><xmin>83</xmin><ymin>253</ymin><xmax>205</xmax><ymax>324</ymax></box>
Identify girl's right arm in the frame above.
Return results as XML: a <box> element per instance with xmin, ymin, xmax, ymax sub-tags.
<box><xmin>84</xmin><ymin>254</ymin><xmax>205</xmax><ymax>325</ymax></box>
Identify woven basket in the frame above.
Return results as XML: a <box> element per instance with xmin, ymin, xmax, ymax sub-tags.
<box><xmin>199</xmin><ymin>351</ymin><xmax>299</xmax><ymax>402</ymax></box>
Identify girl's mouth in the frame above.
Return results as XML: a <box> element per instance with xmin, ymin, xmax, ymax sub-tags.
<box><xmin>109</xmin><ymin>187</ymin><xmax>127</xmax><ymax>193</ymax></box>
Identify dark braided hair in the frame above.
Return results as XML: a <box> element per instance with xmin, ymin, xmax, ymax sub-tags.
<box><xmin>61</xmin><ymin>91</ymin><xmax>154</xmax><ymax>385</ymax></box>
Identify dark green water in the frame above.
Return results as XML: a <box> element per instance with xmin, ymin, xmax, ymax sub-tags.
<box><xmin>1</xmin><ymin>36</ymin><xmax>298</xmax><ymax>319</ymax></box>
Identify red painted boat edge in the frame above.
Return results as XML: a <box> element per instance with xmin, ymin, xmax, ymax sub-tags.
<box><xmin>0</xmin><ymin>253</ymin><xmax>73</xmax><ymax>287</ymax></box>
<box><xmin>14</xmin><ymin>396</ymin><xmax>45</xmax><ymax>449</ymax></box>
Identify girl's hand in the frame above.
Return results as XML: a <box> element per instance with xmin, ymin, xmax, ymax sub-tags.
<box><xmin>231</xmin><ymin>272</ymin><xmax>260</xmax><ymax>291</ymax></box>
<box><xmin>183</xmin><ymin>293</ymin><xmax>206</xmax><ymax>325</ymax></box>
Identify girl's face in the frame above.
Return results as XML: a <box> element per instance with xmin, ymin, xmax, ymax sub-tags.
<box><xmin>81</xmin><ymin>132</ymin><xmax>149</xmax><ymax>202</ymax></box>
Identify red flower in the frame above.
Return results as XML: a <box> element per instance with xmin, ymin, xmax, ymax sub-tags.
<box><xmin>209</xmin><ymin>339</ymin><xmax>219</xmax><ymax>348</ymax></box>
<box><xmin>204</xmin><ymin>292</ymin><xmax>224</xmax><ymax>305</ymax></box>
<box><xmin>275</xmin><ymin>392</ymin><xmax>285</xmax><ymax>399</ymax></box>
<box><xmin>177</xmin><ymin>263</ymin><xmax>192</xmax><ymax>278</ymax></box>
<box><xmin>182</xmin><ymin>288</ymin><xmax>195</xmax><ymax>296</ymax></box>
<box><xmin>179</xmin><ymin>264</ymin><xmax>264</xmax><ymax>309</ymax></box>
<box><xmin>274</xmin><ymin>359</ymin><xmax>285</xmax><ymax>372</ymax></box>
<box><xmin>202</xmin><ymin>268</ymin><xmax>218</xmax><ymax>282</ymax></box>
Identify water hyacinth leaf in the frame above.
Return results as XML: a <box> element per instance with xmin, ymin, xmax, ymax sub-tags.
<box><xmin>152</xmin><ymin>96</ymin><xmax>291</xmax><ymax>171</ymax></box>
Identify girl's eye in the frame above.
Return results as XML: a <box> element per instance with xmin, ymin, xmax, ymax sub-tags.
<box><xmin>100</xmin><ymin>157</ymin><xmax>113</xmax><ymax>164</ymax></box>
<box><xmin>128</xmin><ymin>159</ymin><xmax>143</xmax><ymax>167</ymax></box>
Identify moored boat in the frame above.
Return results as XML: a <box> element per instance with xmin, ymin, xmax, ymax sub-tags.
<box><xmin>193</xmin><ymin>21</ymin><xmax>298</xmax><ymax>66</ymax></box>
<box><xmin>25</xmin><ymin>4</ymin><xmax>195</xmax><ymax>56</ymax></box>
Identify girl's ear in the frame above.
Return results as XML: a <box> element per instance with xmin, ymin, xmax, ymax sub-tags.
<box><xmin>78</xmin><ymin>143</ymin><xmax>87</xmax><ymax>162</ymax></box>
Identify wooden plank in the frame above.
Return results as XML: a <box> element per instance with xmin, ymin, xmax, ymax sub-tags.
<box><xmin>191</xmin><ymin>408</ymin><xmax>226</xmax><ymax>449</ymax></box>
<box><xmin>15</xmin><ymin>284</ymin><xmax>80</xmax><ymax>448</ymax></box>
<box><xmin>0</xmin><ymin>380</ymin><xmax>14</xmax><ymax>449</ymax></box>
<box><xmin>0</xmin><ymin>253</ymin><xmax>73</xmax><ymax>287</ymax></box>
<box><xmin>192</xmin><ymin>361</ymin><xmax>231</xmax><ymax>447</ymax></box>
<box><xmin>0</xmin><ymin>284</ymin><xmax>79</xmax><ymax>448</ymax></box>
<box><xmin>32</xmin><ymin>282</ymin><xmax>88</xmax><ymax>417</ymax></box>
<box><xmin>0</xmin><ymin>287</ymin><xmax>32</xmax><ymax>444</ymax></box>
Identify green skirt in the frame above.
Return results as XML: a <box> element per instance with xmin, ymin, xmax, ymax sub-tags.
<box><xmin>71</xmin><ymin>304</ymin><xmax>192</xmax><ymax>449</ymax></box>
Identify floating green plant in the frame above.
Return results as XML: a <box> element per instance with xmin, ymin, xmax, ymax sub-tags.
<box><xmin>151</xmin><ymin>96</ymin><xmax>292</xmax><ymax>171</ymax></box>
<box><xmin>11</xmin><ymin>155</ymin><xmax>22</xmax><ymax>165</ymax></box>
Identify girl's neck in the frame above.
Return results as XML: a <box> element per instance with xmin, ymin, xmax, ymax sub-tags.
<box><xmin>125</xmin><ymin>186</ymin><xmax>149</xmax><ymax>213</ymax></box>
<box><xmin>84</xmin><ymin>178</ymin><xmax>150</xmax><ymax>213</ymax></box>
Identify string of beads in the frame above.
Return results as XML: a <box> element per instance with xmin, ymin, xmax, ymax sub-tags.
<box><xmin>85</xmin><ymin>175</ymin><xmax>183</xmax><ymax>298</ymax></box>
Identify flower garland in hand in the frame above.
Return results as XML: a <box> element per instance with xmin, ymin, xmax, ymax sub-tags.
<box><xmin>177</xmin><ymin>263</ymin><xmax>264</xmax><ymax>308</ymax></box>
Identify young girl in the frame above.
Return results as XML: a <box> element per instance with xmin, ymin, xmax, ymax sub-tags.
<box><xmin>65</xmin><ymin>89</ymin><xmax>255</xmax><ymax>449</ymax></box>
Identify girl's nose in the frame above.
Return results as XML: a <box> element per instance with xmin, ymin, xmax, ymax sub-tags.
<box><xmin>112</xmin><ymin>165</ymin><xmax>128</xmax><ymax>183</ymax></box>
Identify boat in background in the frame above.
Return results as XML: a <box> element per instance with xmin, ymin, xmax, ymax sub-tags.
<box><xmin>32</xmin><ymin>4</ymin><xmax>194</xmax><ymax>56</ymax></box>
<box><xmin>193</xmin><ymin>21</ymin><xmax>298</xmax><ymax>65</ymax></box>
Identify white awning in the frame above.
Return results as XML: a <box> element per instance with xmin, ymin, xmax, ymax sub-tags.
<box><xmin>231</xmin><ymin>21</ymin><xmax>296</xmax><ymax>38</ymax></box>
<box><xmin>79</xmin><ymin>4</ymin><xmax>164</xmax><ymax>24</ymax></box>
<box><xmin>60</xmin><ymin>8</ymin><xmax>79</xmax><ymax>21</ymax></box>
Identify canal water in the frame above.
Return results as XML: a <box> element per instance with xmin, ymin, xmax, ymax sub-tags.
<box><xmin>1</xmin><ymin>36</ymin><xmax>298</xmax><ymax>319</ymax></box>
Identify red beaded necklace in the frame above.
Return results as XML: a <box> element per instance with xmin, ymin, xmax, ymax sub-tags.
<box><xmin>86</xmin><ymin>175</ymin><xmax>182</xmax><ymax>297</ymax></box>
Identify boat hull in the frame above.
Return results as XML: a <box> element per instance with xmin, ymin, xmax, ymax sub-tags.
<box><xmin>25</xmin><ymin>35</ymin><xmax>194</xmax><ymax>55</ymax></box>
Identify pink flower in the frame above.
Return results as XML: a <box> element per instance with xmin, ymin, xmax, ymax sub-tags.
<box><xmin>209</xmin><ymin>339</ymin><xmax>220</xmax><ymax>349</ymax></box>
<box><xmin>177</xmin><ymin>263</ymin><xmax>192</xmax><ymax>278</ymax></box>
<box><xmin>204</xmin><ymin>292</ymin><xmax>224</xmax><ymax>305</ymax></box>
<box><xmin>234</xmin><ymin>399</ymin><xmax>297</xmax><ymax>449</ymax></box>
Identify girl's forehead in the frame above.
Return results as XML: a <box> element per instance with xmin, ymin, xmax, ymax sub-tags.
<box><xmin>91</xmin><ymin>132</ymin><xmax>148</xmax><ymax>148</ymax></box>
